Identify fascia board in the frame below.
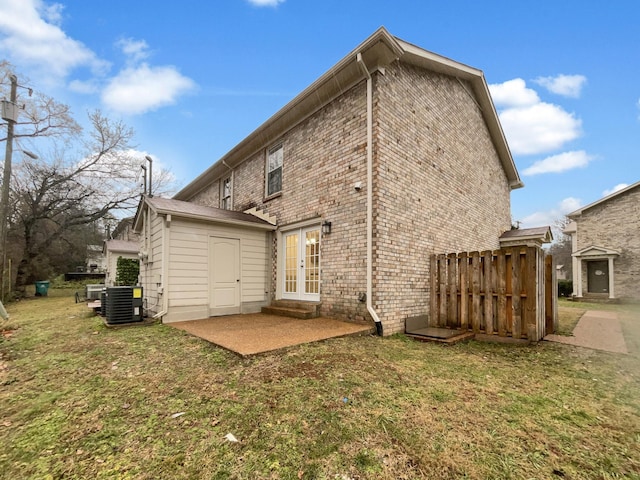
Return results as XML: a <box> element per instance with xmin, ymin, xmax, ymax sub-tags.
<box><xmin>174</xmin><ymin>27</ymin><xmax>402</xmax><ymax>201</ymax></box>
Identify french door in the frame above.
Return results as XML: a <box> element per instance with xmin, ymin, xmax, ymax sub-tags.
<box><xmin>282</xmin><ymin>226</ymin><xmax>320</xmax><ymax>301</ymax></box>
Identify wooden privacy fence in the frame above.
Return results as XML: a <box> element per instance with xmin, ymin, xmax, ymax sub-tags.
<box><xmin>429</xmin><ymin>246</ymin><xmax>557</xmax><ymax>341</ymax></box>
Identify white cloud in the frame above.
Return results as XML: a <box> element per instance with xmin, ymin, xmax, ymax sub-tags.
<box><xmin>247</xmin><ymin>0</ymin><xmax>285</xmax><ymax>5</ymax></box>
<box><xmin>534</xmin><ymin>74</ymin><xmax>587</xmax><ymax>98</ymax></box>
<box><xmin>519</xmin><ymin>196</ymin><xmax>582</xmax><ymax>229</ymax></box>
<box><xmin>522</xmin><ymin>150</ymin><xmax>593</xmax><ymax>176</ymax></box>
<box><xmin>0</xmin><ymin>1</ymin><xmax>196</xmax><ymax>115</ymax></box>
<box><xmin>69</xmin><ymin>79</ymin><xmax>99</xmax><ymax>94</ymax></box>
<box><xmin>499</xmin><ymin>102</ymin><xmax>582</xmax><ymax>155</ymax></box>
<box><xmin>41</xmin><ymin>2</ymin><xmax>63</xmax><ymax>24</ymax></box>
<box><xmin>602</xmin><ymin>183</ymin><xmax>629</xmax><ymax>197</ymax></box>
<box><xmin>490</xmin><ymin>78</ymin><xmax>583</xmax><ymax>155</ymax></box>
<box><xmin>0</xmin><ymin>0</ymin><xmax>108</xmax><ymax>80</ymax></box>
<box><xmin>117</xmin><ymin>37</ymin><xmax>150</xmax><ymax>64</ymax></box>
<box><xmin>101</xmin><ymin>64</ymin><xmax>196</xmax><ymax>115</ymax></box>
<box><xmin>489</xmin><ymin>78</ymin><xmax>539</xmax><ymax>108</ymax></box>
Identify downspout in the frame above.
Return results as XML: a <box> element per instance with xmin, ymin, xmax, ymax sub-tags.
<box><xmin>357</xmin><ymin>52</ymin><xmax>383</xmax><ymax>336</ymax></box>
<box><xmin>153</xmin><ymin>213</ymin><xmax>170</xmax><ymax>319</ymax></box>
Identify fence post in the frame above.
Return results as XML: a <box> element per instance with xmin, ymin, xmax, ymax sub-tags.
<box><xmin>483</xmin><ymin>250</ymin><xmax>494</xmax><ymax>335</ymax></box>
<box><xmin>471</xmin><ymin>252</ymin><xmax>481</xmax><ymax>332</ymax></box>
<box><xmin>429</xmin><ymin>254</ymin><xmax>437</xmax><ymax>327</ymax></box>
<box><xmin>511</xmin><ymin>247</ymin><xmax>522</xmax><ymax>339</ymax></box>
<box><xmin>545</xmin><ymin>253</ymin><xmax>558</xmax><ymax>335</ymax></box>
<box><xmin>525</xmin><ymin>247</ymin><xmax>538</xmax><ymax>341</ymax></box>
<box><xmin>438</xmin><ymin>254</ymin><xmax>447</xmax><ymax>327</ymax></box>
<box><xmin>459</xmin><ymin>252</ymin><xmax>468</xmax><ymax>331</ymax></box>
<box><xmin>496</xmin><ymin>250</ymin><xmax>507</xmax><ymax>336</ymax></box>
<box><xmin>448</xmin><ymin>253</ymin><xmax>458</xmax><ymax>328</ymax></box>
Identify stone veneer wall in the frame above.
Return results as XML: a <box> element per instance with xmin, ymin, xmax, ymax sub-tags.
<box><xmin>373</xmin><ymin>63</ymin><xmax>512</xmax><ymax>333</ymax></box>
<box><xmin>574</xmin><ymin>186</ymin><xmax>640</xmax><ymax>301</ymax></box>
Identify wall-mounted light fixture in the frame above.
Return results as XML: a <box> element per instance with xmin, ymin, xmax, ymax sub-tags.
<box><xmin>322</xmin><ymin>220</ymin><xmax>332</xmax><ymax>235</ymax></box>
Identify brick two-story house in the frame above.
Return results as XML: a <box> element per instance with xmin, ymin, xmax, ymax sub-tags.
<box><xmin>565</xmin><ymin>180</ymin><xmax>640</xmax><ymax>302</ymax></box>
<box><xmin>134</xmin><ymin>27</ymin><xmax>523</xmax><ymax>335</ymax></box>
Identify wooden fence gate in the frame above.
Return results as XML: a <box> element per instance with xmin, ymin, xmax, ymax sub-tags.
<box><xmin>429</xmin><ymin>246</ymin><xmax>557</xmax><ymax>341</ymax></box>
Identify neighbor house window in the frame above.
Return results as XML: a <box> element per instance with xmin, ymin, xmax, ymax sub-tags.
<box><xmin>266</xmin><ymin>144</ymin><xmax>283</xmax><ymax>197</ymax></box>
<box><xmin>220</xmin><ymin>175</ymin><xmax>232</xmax><ymax>210</ymax></box>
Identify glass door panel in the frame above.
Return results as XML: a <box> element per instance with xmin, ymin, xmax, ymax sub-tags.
<box><xmin>305</xmin><ymin>229</ymin><xmax>320</xmax><ymax>295</ymax></box>
<box><xmin>284</xmin><ymin>233</ymin><xmax>298</xmax><ymax>295</ymax></box>
<box><xmin>282</xmin><ymin>226</ymin><xmax>321</xmax><ymax>301</ymax></box>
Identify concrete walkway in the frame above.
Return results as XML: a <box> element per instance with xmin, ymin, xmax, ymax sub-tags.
<box><xmin>544</xmin><ymin>310</ymin><xmax>628</xmax><ymax>354</ymax></box>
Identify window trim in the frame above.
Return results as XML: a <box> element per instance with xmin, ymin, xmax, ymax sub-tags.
<box><xmin>220</xmin><ymin>173</ymin><xmax>233</xmax><ymax>210</ymax></box>
<box><xmin>265</xmin><ymin>143</ymin><xmax>283</xmax><ymax>199</ymax></box>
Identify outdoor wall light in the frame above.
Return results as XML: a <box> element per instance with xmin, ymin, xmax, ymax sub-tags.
<box><xmin>322</xmin><ymin>221</ymin><xmax>332</xmax><ymax>235</ymax></box>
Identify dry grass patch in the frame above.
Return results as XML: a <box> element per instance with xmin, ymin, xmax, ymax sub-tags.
<box><xmin>1</xmin><ymin>291</ymin><xmax>639</xmax><ymax>479</ymax></box>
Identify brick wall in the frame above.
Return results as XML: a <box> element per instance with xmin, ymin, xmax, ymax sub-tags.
<box><xmin>186</xmin><ymin>61</ymin><xmax>513</xmax><ymax>334</ymax></box>
<box><xmin>373</xmin><ymin>63</ymin><xmax>512</xmax><ymax>333</ymax></box>
<box><xmin>190</xmin><ymin>81</ymin><xmax>372</xmax><ymax>324</ymax></box>
<box><xmin>574</xmin><ymin>186</ymin><xmax>640</xmax><ymax>300</ymax></box>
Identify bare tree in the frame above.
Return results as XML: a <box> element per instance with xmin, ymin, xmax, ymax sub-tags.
<box><xmin>548</xmin><ymin>216</ymin><xmax>573</xmax><ymax>279</ymax></box>
<box><xmin>9</xmin><ymin>111</ymin><xmax>156</xmax><ymax>293</ymax></box>
<box><xmin>1</xmin><ymin>61</ymin><xmax>81</xmax><ymax>144</ymax></box>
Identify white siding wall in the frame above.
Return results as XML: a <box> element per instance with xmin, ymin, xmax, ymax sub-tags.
<box><xmin>140</xmin><ymin>212</ymin><xmax>164</xmax><ymax>317</ymax></box>
<box><xmin>162</xmin><ymin>218</ymin><xmax>270</xmax><ymax>323</ymax></box>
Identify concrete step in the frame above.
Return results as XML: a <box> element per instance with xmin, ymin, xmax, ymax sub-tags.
<box><xmin>262</xmin><ymin>300</ymin><xmax>320</xmax><ymax>319</ymax></box>
<box><xmin>271</xmin><ymin>299</ymin><xmax>319</xmax><ymax>311</ymax></box>
<box><xmin>405</xmin><ymin>330</ymin><xmax>475</xmax><ymax>345</ymax></box>
<box><xmin>261</xmin><ymin>305</ymin><xmax>316</xmax><ymax>319</ymax></box>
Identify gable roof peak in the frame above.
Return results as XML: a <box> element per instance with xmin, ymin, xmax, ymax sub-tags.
<box><xmin>174</xmin><ymin>27</ymin><xmax>522</xmax><ymax>200</ymax></box>
<box><xmin>567</xmin><ymin>179</ymin><xmax>640</xmax><ymax>217</ymax></box>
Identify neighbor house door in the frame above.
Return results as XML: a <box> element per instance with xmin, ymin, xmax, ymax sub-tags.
<box><xmin>282</xmin><ymin>226</ymin><xmax>320</xmax><ymax>301</ymax></box>
<box><xmin>209</xmin><ymin>236</ymin><xmax>241</xmax><ymax>315</ymax></box>
<box><xmin>587</xmin><ymin>260</ymin><xmax>609</xmax><ymax>294</ymax></box>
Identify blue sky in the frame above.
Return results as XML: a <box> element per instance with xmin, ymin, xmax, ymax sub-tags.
<box><xmin>1</xmin><ymin>0</ymin><xmax>639</xmax><ymax>231</ymax></box>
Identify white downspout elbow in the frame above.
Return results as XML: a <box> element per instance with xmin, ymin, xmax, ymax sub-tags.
<box><xmin>357</xmin><ymin>52</ymin><xmax>383</xmax><ymax>336</ymax></box>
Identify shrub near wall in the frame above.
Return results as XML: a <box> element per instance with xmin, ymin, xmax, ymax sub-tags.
<box><xmin>558</xmin><ymin>280</ymin><xmax>573</xmax><ymax>298</ymax></box>
<box><xmin>116</xmin><ymin>257</ymin><xmax>140</xmax><ymax>286</ymax></box>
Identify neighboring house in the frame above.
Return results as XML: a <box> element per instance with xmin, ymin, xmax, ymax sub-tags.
<box><xmin>111</xmin><ymin>217</ymin><xmax>141</xmax><ymax>243</ymax></box>
<box><xmin>565</xmin><ymin>180</ymin><xmax>640</xmax><ymax>302</ymax></box>
<box><xmin>134</xmin><ymin>27</ymin><xmax>523</xmax><ymax>334</ymax></box>
<box><xmin>86</xmin><ymin>245</ymin><xmax>106</xmax><ymax>272</ymax></box>
<box><xmin>103</xmin><ymin>239</ymin><xmax>140</xmax><ymax>286</ymax></box>
<box><xmin>556</xmin><ymin>265</ymin><xmax>567</xmax><ymax>281</ymax></box>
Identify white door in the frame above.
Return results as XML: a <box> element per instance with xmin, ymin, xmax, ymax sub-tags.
<box><xmin>282</xmin><ymin>226</ymin><xmax>320</xmax><ymax>301</ymax></box>
<box><xmin>210</xmin><ymin>237</ymin><xmax>240</xmax><ymax>315</ymax></box>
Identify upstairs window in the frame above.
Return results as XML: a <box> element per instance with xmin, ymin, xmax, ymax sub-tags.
<box><xmin>266</xmin><ymin>144</ymin><xmax>283</xmax><ymax>197</ymax></box>
<box><xmin>220</xmin><ymin>175</ymin><xmax>232</xmax><ymax>210</ymax></box>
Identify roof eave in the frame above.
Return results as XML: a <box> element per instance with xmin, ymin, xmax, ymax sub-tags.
<box><xmin>153</xmin><ymin>206</ymin><xmax>277</xmax><ymax>231</ymax></box>
<box><xmin>567</xmin><ymin>179</ymin><xmax>640</xmax><ymax>217</ymax></box>
<box><xmin>175</xmin><ymin>27</ymin><xmax>522</xmax><ymax>199</ymax></box>
<box><xmin>175</xmin><ymin>27</ymin><xmax>403</xmax><ymax>201</ymax></box>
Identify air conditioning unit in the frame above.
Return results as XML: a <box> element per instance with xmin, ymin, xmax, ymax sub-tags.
<box><xmin>85</xmin><ymin>284</ymin><xmax>104</xmax><ymax>301</ymax></box>
<box><xmin>104</xmin><ymin>286</ymin><xmax>143</xmax><ymax>325</ymax></box>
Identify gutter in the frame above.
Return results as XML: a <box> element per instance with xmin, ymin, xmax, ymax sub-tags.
<box><xmin>356</xmin><ymin>52</ymin><xmax>383</xmax><ymax>336</ymax></box>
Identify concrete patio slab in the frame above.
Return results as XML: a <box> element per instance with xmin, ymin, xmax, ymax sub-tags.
<box><xmin>168</xmin><ymin>313</ymin><xmax>374</xmax><ymax>356</ymax></box>
<box><xmin>544</xmin><ymin>310</ymin><xmax>628</xmax><ymax>354</ymax></box>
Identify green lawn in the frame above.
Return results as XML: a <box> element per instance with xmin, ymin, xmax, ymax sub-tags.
<box><xmin>1</xmin><ymin>291</ymin><xmax>639</xmax><ymax>479</ymax></box>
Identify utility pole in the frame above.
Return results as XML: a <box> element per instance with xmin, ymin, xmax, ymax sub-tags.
<box><xmin>0</xmin><ymin>74</ymin><xmax>17</xmax><ymax>300</ymax></box>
